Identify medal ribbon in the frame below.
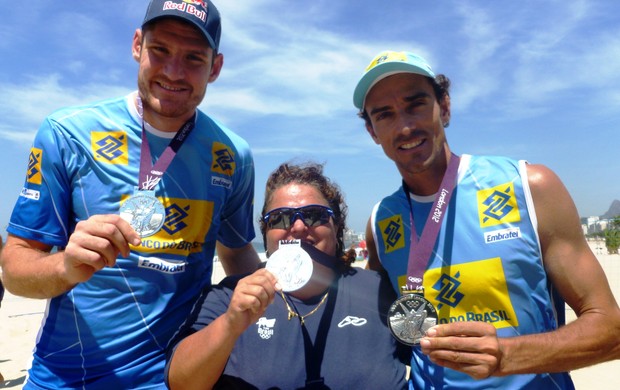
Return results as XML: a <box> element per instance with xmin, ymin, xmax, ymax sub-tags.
<box><xmin>139</xmin><ymin>116</ymin><xmax>196</xmax><ymax>190</ymax></box>
<box><xmin>404</xmin><ymin>153</ymin><xmax>460</xmax><ymax>293</ymax></box>
<box><xmin>300</xmin><ymin>282</ymin><xmax>336</xmax><ymax>387</ymax></box>
<box><xmin>300</xmin><ymin>241</ymin><xmax>339</xmax><ymax>270</ymax></box>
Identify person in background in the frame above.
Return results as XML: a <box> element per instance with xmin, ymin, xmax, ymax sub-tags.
<box><xmin>354</xmin><ymin>50</ymin><xmax>620</xmax><ymax>389</ymax></box>
<box><xmin>0</xmin><ymin>236</ymin><xmax>4</xmax><ymax>308</ymax></box>
<box><xmin>0</xmin><ymin>1</ymin><xmax>259</xmax><ymax>388</ymax></box>
<box><xmin>166</xmin><ymin>162</ymin><xmax>409</xmax><ymax>389</ymax></box>
<box><xmin>0</xmin><ymin>236</ymin><xmax>3</xmax><ymax>383</ymax></box>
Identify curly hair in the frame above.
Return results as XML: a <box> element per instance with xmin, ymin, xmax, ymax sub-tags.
<box><xmin>358</xmin><ymin>74</ymin><xmax>451</xmax><ymax>127</ymax></box>
<box><xmin>259</xmin><ymin>162</ymin><xmax>348</xmax><ymax>260</ymax></box>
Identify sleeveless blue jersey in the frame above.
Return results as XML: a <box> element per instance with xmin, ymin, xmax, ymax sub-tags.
<box><xmin>8</xmin><ymin>93</ymin><xmax>256</xmax><ymax>389</ymax></box>
<box><xmin>370</xmin><ymin>155</ymin><xmax>574</xmax><ymax>389</ymax></box>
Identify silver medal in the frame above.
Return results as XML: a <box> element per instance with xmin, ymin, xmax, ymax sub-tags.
<box><xmin>387</xmin><ymin>294</ymin><xmax>438</xmax><ymax>345</ymax></box>
<box><xmin>119</xmin><ymin>190</ymin><xmax>166</xmax><ymax>238</ymax></box>
<box><xmin>265</xmin><ymin>243</ymin><xmax>313</xmax><ymax>292</ymax></box>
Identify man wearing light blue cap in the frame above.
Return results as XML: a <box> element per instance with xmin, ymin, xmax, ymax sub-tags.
<box><xmin>0</xmin><ymin>0</ymin><xmax>260</xmax><ymax>388</ymax></box>
<box><xmin>355</xmin><ymin>50</ymin><xmax>620</xmax><ymax>389</ymax></box>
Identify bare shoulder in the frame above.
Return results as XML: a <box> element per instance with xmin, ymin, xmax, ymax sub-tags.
<box><xmin>525</xmin><ymin>163</ymin><xmax>564</xmax><ymax>194</ymax></box>
<box><xmin>525</xmin><ymin>163</ymin><xmax>576</xmax><ymax>228</ymax></box>
<box><xmin>524</xmin><ymin>163</ymin><xmax>586</xmax><ymax>262</ymax></box>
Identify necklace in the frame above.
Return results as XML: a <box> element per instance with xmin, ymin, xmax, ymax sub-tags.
<box><xmin>280</xmin><ymin>291</ymin><xmax>329</xmax><ymax>326</ymax></box>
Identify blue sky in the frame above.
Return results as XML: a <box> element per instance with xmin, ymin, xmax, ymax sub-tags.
<box><xmin>1</xmin><ymin>0</ymin><xmax>619</xmax><ymax>240</ymax></box>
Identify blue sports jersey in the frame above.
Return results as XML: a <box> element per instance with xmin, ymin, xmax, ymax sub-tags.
<box><xmin>166</xmin><ymin>268</ymin><xmax>409</xmax><ymax>389</ymax></box>
<box><xmin>8</xmin><ymin>92</ymin><xmax>256</xmax><ymax>389</ymax></box>
<box><xmin>370</xmin><ymin>155</ymin><xmax>574</xmax><ymax>390</ymax></box>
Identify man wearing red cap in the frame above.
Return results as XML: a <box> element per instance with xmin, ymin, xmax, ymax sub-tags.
<box><xmin>0</xmin><ymin>1</ymin><xmax>260</xmax><ymax>388</ymax></box>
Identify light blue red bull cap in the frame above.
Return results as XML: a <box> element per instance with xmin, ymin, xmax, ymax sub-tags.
<box><xmin>143</xmin><ymin>0</ymin><xmax>221</xmax><ymax>51</ymax></box>
<box><xmin>353</xmin><ymin>51</ymin><xmax>436</xmax><ymax>110</ymax></box>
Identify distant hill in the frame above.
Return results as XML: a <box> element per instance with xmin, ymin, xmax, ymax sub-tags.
<box><xmin>601</xmin><ymin>199</ymin><xmax>620</xmax><ymax>220</ymax></box>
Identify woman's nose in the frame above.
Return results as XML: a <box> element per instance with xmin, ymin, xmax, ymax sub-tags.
<box><xmin>289</xmin><ymin>215</ymin><xmax>309</xmax><ymax>233</ymax></box>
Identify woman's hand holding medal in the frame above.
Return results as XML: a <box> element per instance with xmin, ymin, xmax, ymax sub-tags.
<box><xmin>223</xmin><ymin>241</ymin><xmax>317</xmax><ymax>337</ymax></box>
<box><xmin>224</xmin><ymin>269</ymin><xmax>280</xmax><ymax>337</ymax></box>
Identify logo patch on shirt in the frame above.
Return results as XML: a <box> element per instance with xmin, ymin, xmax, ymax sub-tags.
<box><xmin>91</xmin><ymin>131</ymin><xmax>129</xmax><ymax>165</ymax></box>
<box><xmin>476</xmin><ymin>182</ymin><xmax>520</xmax><ymax>228</ymax></box>
<box><xmin>211</xmin><ymin>142</ymin><xmax>235</xmax><ymax>177</ymax></box>
<box><xmin>20</xmin><ymin>188</ymin><xmax>41</xmax><ymax>200</ymax></box>
<box><xmin>162</xmin><ymin>203</ymin><xmax>192</xmax><ymax>236</ymax></box>
<box><xmin>378</xmin><ymin>214</ymin><xmax>405</xmax><ymax>253</ymax></box>
<box><xmin>408</xmin><ymin>257</ymin><xmax>519</xmax><ymax>329</ymax></box>
<box><xmin>27</xmin><ymin>147</ymin><xmax>43</xmax><ymax>185</ymax></box>
<box><xmin>211</xmin><ymin>176</ymin><xmax>232</xmax><ymax>189</ymax></box>
<box><xmin>138</xmin><ymin>256</ymin><xmax>186</xmax><ymax>274</ymax></box>
<box><xmin>257</xmin><ymin>317</ymin><xmax>276</xmax><ymax>339</ymax></box>
<box><xmin>125</xmin><ymin>196</ymin><xmax>214</xmax><ymax>255</ymax></box>
<box><xmin>484</xmin><ymin>227</ymin><xmax>521</xmax><ymax>244</ymax></box>
<box><xmin>338</xmin><ymin>316</ymin><xmax>368</xmax><ymax>328</ymax></box>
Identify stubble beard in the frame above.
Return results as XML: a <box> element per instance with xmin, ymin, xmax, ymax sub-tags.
<box><xmin>137</xmin><ymin>76</ymin><xmax>205</xmax><ymax>125</ymax></box>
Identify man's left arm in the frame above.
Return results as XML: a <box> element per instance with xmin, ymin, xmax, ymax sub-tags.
<box><xmin>216</xmin><ymin>242</ymin><xmax>260</xmax><ymax>276</ymax></box>
<box><xmin>421</xmin><ymin>164</ymin><xmax>620</xmax><ymax>378</ymax></box>
<box><xmin>497</xmin><ymin>164</ymin><xmax>620</xmax><ymax>373</ymax></box>
<box><xmin>215</xmin><ymin>142</ymin><xmax>260</xmax><ymax>276</ymax></box>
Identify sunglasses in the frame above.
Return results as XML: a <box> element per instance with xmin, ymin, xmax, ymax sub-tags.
<box><xmin>262</xmin><ymin>204</ymin><xmax>335</xmax><ymax>230</ymax></box>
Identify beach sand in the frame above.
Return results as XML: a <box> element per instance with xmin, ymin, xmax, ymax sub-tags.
<box><xmin>1</xmin><ymin>241</ymin><xmax>618</xmax><ymax>388</ymax></box>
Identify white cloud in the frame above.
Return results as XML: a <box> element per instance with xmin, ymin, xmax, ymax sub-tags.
<box><xmin>445</xmin><ymin>0</ymin><xmax>620</xmax><ymax>123</ymax></box>
<box><xmin>0</xmin><ymin>75</ymin><xmax>131</xmax><ymax>146</ymax></box>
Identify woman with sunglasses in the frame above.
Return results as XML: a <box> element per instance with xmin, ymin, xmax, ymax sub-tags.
<box><xmin>166</xmin><ymin>162</ymin><xmax>409</xmax><ymax>390</ymax></box>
